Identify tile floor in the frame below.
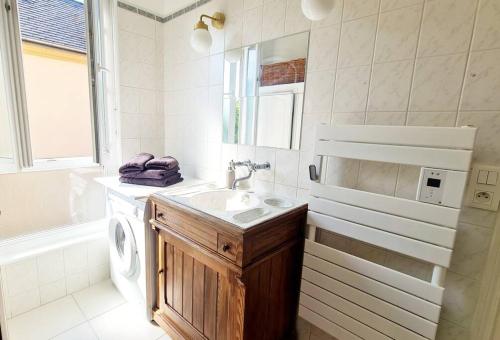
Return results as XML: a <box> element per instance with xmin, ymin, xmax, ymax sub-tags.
<box><xmin>6</xmin><ymin>278</ymin><xmax>335</xmax><ymax>340</ymax></box>
<box><xmin>7</xmin><ymin>280</ymin><xmax>171</xmax><ymax>340</ymax></box>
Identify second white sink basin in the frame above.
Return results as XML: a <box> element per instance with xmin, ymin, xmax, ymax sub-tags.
<box><xmin>233</xmin><ymin>208</ymin><xmax>270</xmax><ymax>223</ymax></box>
<box><xmin>188</xmin><ymin>189</ymin><xmax>260</xmax><ymax>212</ymax></box>
<box><xmin>264</xmin><ymin>198</ymin><xmax>293</xmax><ymax>208</ymax></box>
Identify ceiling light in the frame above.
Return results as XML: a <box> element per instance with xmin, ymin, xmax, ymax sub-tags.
<box><xmin>301</xmin><ymin>0</ymin><xmax>335</xmax><ymax>21</ymax></box>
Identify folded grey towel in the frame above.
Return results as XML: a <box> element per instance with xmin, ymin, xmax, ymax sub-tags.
<box><xmin>119</xmin><ymin>173</ymin><xmax>183</xmax><ymax>187</ymax></box>
<box><xmin>120</xmin><ymin>166</ymin><xmax>180</xmax><ymax>180</ymax></box>
<box><xmin>145</xmin><ymin>156</ymin><xmax>179</xmax><ymax>170</ymax></box>
<box><xmin>119</xmin><ymin>153</ymin><xmax>154</xmax><ymax>174</ymax></box>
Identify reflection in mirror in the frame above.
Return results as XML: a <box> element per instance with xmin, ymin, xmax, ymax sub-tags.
<box><xmin>0</xmin><ymin>43</ymin><xmax>15</xmax><ymax>169</ymax></box>
<box><xmin>222</xmin><ymin>31</ymin><xmax>309</xmax><ymax>150</ymax></box>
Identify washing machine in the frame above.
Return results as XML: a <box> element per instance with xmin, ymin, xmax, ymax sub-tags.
<box><xmin>108</xmin><ymin>193</ymin><xmax>147</xmax><ymax>305</ymax></box>
<box><xmin>99</xmin><ymin>176</ymin><xmax>204</xmax><ymax>311</ymax></box>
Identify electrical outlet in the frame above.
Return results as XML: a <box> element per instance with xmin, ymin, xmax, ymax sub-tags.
<box><xmin>473</xmin><ymin>191</ymin><xmax>493</xmax><ymax>205</ymax></box>
<box><xmin>466</xmin><ymin>164</ymin><xmax>500</xmax><ymax>211</ymax></box>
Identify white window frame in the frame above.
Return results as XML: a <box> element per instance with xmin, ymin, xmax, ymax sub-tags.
<box><xmin>0</xmin><ymin>0</ymin><xmax>116</xmax><ymax>173</ymax></box>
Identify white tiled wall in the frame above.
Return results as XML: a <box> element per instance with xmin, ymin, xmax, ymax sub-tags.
<box><xmin>117</xmin><ymin>0</ymin><xmax>500</xmax><ymax>338</ymax></box>
<box><xmin>117</xmin><ymin>9</ymin><xmax>165</xmax><ymax>162</ymax></box>
<box><xmin>159</xmin><ymin>3</ymin><xmax>500</xmax><ymax>182</ymax></box>
<box><xmin>0</xmin><ymin>238</ymin><xmax>109</xmax><ymax>319</ymax></box>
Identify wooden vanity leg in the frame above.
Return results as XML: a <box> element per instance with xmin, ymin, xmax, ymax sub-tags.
<box><xmin>229</xmin><ymin>275</ymin><xmax>246</xmax><ymax>340</ymax></box>
<box><xmin>157</xmin><ymin>233</ymin><xmax>166</xmax><ymax>311</ymax></box>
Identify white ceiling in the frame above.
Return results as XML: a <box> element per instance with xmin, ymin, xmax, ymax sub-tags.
<box><xmin>126</xmin><ymin>0</ymin><xmax>196</xmax><ymax>17</ymax></box>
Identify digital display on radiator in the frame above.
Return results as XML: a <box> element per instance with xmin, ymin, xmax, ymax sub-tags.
<box><xmin>427</xmin><ymin>178</ymin><xmax>441</xmax><ymax>188</ymax></box>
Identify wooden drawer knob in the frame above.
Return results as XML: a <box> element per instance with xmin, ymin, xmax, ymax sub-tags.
<box><xmin>222</xmin><ymin>244</ymin><xmax>231</xmax><ymax>252</ymax></box>
<box><xmin>157</xmin><ymin>212</ymin><xmax>164</xmax><ymax>218</ymax></box>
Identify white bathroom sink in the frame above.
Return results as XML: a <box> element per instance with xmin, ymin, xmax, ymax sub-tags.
<box><xmin>157</xmin><ymin>184</ymin><xmax>305</xmax><ymax>228</ymax></box>
<box><xmin>188</xmin><ymin>189</ymin><xmax>260</xmax><ymax>212</ymax></box>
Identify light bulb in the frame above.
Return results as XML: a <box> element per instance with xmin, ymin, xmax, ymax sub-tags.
<box><xmin>301</xmin><ymin>0</ymin><xmax>335</xmax><ymax>21</ymax></box>
<box><xmin>190</xmin><ymin>27</ymin><xmax>212</xmax><ymax>54</ymax></box>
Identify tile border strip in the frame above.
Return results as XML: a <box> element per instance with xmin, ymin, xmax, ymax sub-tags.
<box><xmin>117</xmin><ymin>1</ymin><xmax>163</xmax><ymax>22</ymax></box>
<box><xmin>117</xmin><ymin>0</ymin><xmax>212</xmax><ymax>23</ymax></box>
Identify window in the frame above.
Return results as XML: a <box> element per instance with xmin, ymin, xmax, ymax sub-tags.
<box><xmin>0</xmin><ymin>0</ymin><xmax>115</xmax><ymax>171</ymax></box>
<box><xmin>222</xmin><ymin>45</ymin><xmax>259</xmax><ymax>145</ymax></box>
<box><xmin>0</xmin><ymin>41</ymin><xmax>15</xmax><ymax>171</ymax></box>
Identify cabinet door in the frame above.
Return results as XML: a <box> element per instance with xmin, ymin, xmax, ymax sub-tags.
<box><xmin>157</xmin><ymin>229</ymin><xmax>244</xmax><ymax>340</ymax></box>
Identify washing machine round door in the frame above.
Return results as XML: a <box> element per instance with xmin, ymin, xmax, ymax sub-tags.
<box><xmin>109</xmin><ymin>214</ymin><xmax>138</xmax><ymax>278</ymax></box>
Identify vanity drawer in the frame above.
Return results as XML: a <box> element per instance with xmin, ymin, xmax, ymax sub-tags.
<box><xmin>154</xmin><ymin>204</ymin><xmax>218</xmax><ymax>251</ymax></box>
<box><xmin>155</xmin><ymin>205</ymin><xmax>169</xmax><ymax>224</ymax></box>
<box><xmin>217</xmin><ymin>234</ymin><xmax>241</xmax><ymax>263</ymax></box>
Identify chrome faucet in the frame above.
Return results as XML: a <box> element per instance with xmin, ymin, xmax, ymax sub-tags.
<box><xmin>230</xmin><ymin>160</ymin><xmax>271</xmax><ymax>190</ymax></box>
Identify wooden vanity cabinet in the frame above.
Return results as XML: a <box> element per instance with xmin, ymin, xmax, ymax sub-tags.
<box><xmin>149</xmin><ymin>198</ymin><xmax>307</xmax><ymax>340</ymax></box>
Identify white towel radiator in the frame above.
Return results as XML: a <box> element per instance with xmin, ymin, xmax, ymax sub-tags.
<box><xmin>299</xmin><ymin>124</ymin><xmax>477</xmax><ymax>340</ymax></box>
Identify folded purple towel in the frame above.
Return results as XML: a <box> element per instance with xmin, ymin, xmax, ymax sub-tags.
<box><xmin>120</xmin><ymin>166</ymin><xmax>180</xmax><ymax>180</ymax></box>
<box><xmin>119</xmin><ymin>153</ymin><xmax>154</xmax><ymax>174</ymax></box>
<box><xmin>119</xmin><ymin>173</ymin><xmax>183</xmax><ymax>187</ymax></box>
<box><xmin>145</xmin><ymin>156</ymin><xmax>179</xmax><ymax>170</ymax></box>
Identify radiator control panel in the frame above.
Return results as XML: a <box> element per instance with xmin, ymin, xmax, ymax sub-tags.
<box><xmin>417</xmin><ymin>168</ymin><xmax>467</xmax><ymax>208</ymax></box>
<box><xmin>417</xmin><ymin>168</ymin><xmax>445</xmax><ymax>205</ymax></box>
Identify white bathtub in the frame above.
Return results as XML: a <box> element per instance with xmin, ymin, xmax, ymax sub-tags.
<box><xmin>0</xmin><ymin>219</ymin><xmax>108</xmax><ymax>266</ymax></box>
<box><xmin>0</xmin><ymin>219</ymin><xmax>110</xmax><ymax>340</ymax></box>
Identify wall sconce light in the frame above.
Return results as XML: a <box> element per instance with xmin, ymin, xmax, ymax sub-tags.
<box><xmin>301</xmin><ymin>0</ymin><xmax>335</xmax><ymax>21</ymax></box>
<box><xmin>190</xmin><ymin>12</ymin><xmax>225</xmax><ymax>54</ymax></box>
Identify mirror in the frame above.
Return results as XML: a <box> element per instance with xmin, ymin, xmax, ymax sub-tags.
<box><xmin>222</xmin><ymin>31</ymin><xmax>309</xmax><ymax>150</ymax></box>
